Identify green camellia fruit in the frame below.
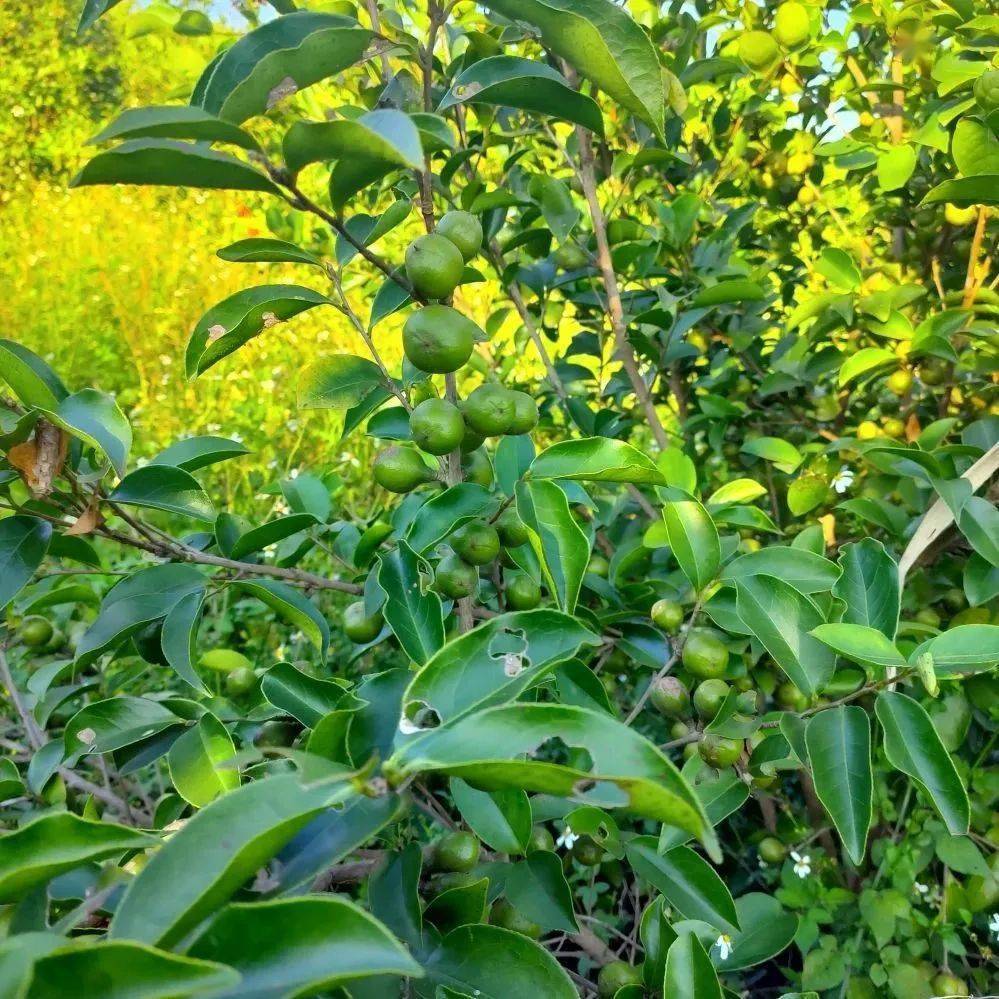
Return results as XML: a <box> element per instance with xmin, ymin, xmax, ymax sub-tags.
<box><xmin>758</xmin><ymin>836</ymin><xmax>788</xmax><ymax>864</ymax></box>
<box><xmin>930</xmin><ymin>973</ymin><xmax>969</xmax><ymax>998</ymax></box>
<box><xmin>571</xmin><ymin>834</ymin><xmax>604</xmax><ymax>866</ymax></box>
<box><xmin>974</xmin><ymin>68</ymin><xmax>999</xmax><ymax>113</ymax></box>
<box><xmin>886</xmin><ymin>369</ymin><xmax>913</xmax><ymax>396</ymax></box>
<box><xmin>739</xmin><ymin>30</ymin><xmax>780</xmax><ymax>70</ymax></box>
<box><xmin>373</xmin><ymin>446</ymin><xmax>430</xmax><ymax>493</ymax></box>
<box><xmin>462</xmin><ymin>448</ymin><xmax>493</xmax><ymax>487</ymax></box>
<box><xmin>587</xmin><ymin>554</ymin><xmax>610</xmax><ymax>578</ymax></box>
<box><xmin>405</xmin><ymin>233</ymin><xmax>464</xmax><ymax>299</ymax></box>
<box><xmin>775</xmin><ymin>681</ymin><xmax>809</xmax><ymax>711</ymax></box>
<box><xmin>437</xmin><ymin>210</ymin><xmax>483</xmax><ymax>261</ymax></box>
<box><xmin>650</xmin><ymin>676</ymin><xmax>690</xmax><ymax>717</ymax></box>
<box><xmin>774</xmin><ymin>1</ymin><xmax>810</xmax><ymax>49</ymax></box>
<box><xmin>225</xmin><ymin>666</ymin><xmax>257</xmax><ymax>697</ymax></box>
<box><xmin>344</xmin><ymin>601</ymin><xmax>383</xmax><ymax>643</ymax></box>
<box><xmin>403</xmin><ymin>305</ymin><xmax>476</xmax><ymax>374</ymax></box>
<box><xmin>506</xmin><ymin>391</ymin><xmax>539</xmax><ymax>435</ymax></box>
<box><xmin>651</xmin><ymin>598</ymin><xmax>684</xmax><ymax>632</ymax></box>
<box><xmin>505</xmin><ymin>573</ymin><xmax>541</xmax><ymax>610</ymax></box>
<box><xmin>433</xmin><ymin>830</ymin><xmax>480</xmax><ymax>872</ymax></box>
<box><xmin>18</xmin><ymin>615</ymin><xmax>53</xmax><ymax>648</ymax></box>
<box><xmin>554</xmin><ymin>243</ymin><xmax>587</xmax><ymax>269</ymax></box>
<box><xmin>693</xmin><ymin>678</ymin><xmax>730</xmax><ymax>719</ymax></box>
<box><xmin>200</xmin><ymin>648</ymin><xmax>253</xmax><ymax>673</ymax></box>
<box><xmin>597</xmin><ymin>961</ymin><xmax>643</xmax><ymax>997</ymax></box>
<box><xmin>496</xmin><ymin>508</ymin><xmax>530</xmax><ymax>547</ymax></box>
<box><xmin>451</xmin><ymin>520</ymin><xmax>501</xmax><ymax>565</ymax></box>
<box><xmin>490</xmin><ymin>899</ymin><xmax>541</xmax><ymax>939</ymax></box>
<box><xmin>462</xmin><ymin>384</ymin><xmax>515</xmax><ymax>435</ymax></box>
<box><xmin>682</xmin><ymin>631</ymin><xmax>730</xmax><ymax>678</ymax></box>
<box><xmin>255</xmin><ymin>720</ymin><xmax>299</xmax><ymax>748</ymax></box>
<box><xmin>949</xmin><ymin>606</ymin><xmax>991</xmax><ymax>627</ymax></box>
<box><xmin>435</xmin><ymin>553</ymin><xmax>479</xmax><ymax>599</ymax></box>
<box><xmin>528</xmin><ymin>825</ymin><xmax>555</xmax><ymax>852</ymax></box>
<box><xmin>699</xmin><ymin>734</ymin><xmax>744</xmax><ymax>768</ymax></box>
<box><xmin>409</xmin><ymin>398</ymin><xmax>466</xmax><ymax>455</ymax></box>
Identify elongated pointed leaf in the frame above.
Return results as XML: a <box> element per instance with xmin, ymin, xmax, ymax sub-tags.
<box><xmin>875</xmin><ymin>691</ymin><xmax>969</xmax><ymax>835</ymax></box>
<box><xmin>217</xmin><ymin>237</ymin><xmax>322</xmax><ymax>267</ymax></box>
<box><xmin>38</xmin><ymin>389</ymin><xmax>131</xmax><ymax>477</ymax></box>
<box><xmin>663</xmin><ymin>931</ymin><xmax>723</xmax><ymax>999</ymax></box>
<box><xmin>168</xmin><ymin>712</ymin><xmax>239</xmax><ymax>808</ymax></box>
<box><xmin>88</xmin><ymin>105</ymin><xmax>261</xmax><ymax>150</ymax></box>
<box><xmin>0</xmin><ymin>813</ymin><xmax>155</xmax><ymax>902</ymax></box>
<box><xmin>405</xmin><ymin>483</ymin><xmax>495</xmax><ymax>554</ymax></box>
<box><xmin>193</xmin><ymin>12</ymin><xmax>372</xmax><ymax>124</ymax></box>
<box><xmin>439</xmin><ymin>56</ymin><xmax>603</xmax><ymax>135</ymax></box>
<box><xmin>110</xmin><ymin>465</ymin><xmax>215</xmax><ymax>522</ymax></box>
<box><xmin>451</xmin><ymin>779</ymin><xmax>531</xmax><ymax>855</ymax></box>
<box><xmin>715</xmin><ymin>893</ymin><xmax>798</xmax><ymax>971</ymax></box>
<box><xmin>912</xmin><ymin>624</ymin><xmax>999</xmax><ymax>676</ymax></box>
<box><xmin>805</xmin><ymin>706</ymin><xmax>873</xmax><ymax>864</ymax></box>
<box><xmin>0</xmin><ymin>516</ymin><xmax>51</xmax><ymax>611</ymax></box>
<box><xmin>261</xmin><ymin>661</ymin><xmax>346</xmax><ymax>727</ymax></box>
<box><xmin>110</xmin><ymin>774</ymin><xmax>354</xmax><ymax>947</ymax></box>
<box><xmin>297</xmin><ymin>354</ymin><xmax>384</xmax><ymax>411</ymax></box>
<box><xmin>834</xmin><ymin>539</ymin><xmax>900</xmax><ymax>639</ymax></box>
<box><xmin>505</xmin><ymin>851</ymin><xmax>578</xmax><ymax>932</ymax></box>
<box><xmin>661</xmin><ymin>488</ymin><xmax>720</xmax><ymax>593</ymax></box>
<box><xmin>284</xmin><ymin>109</ymin><xmax>422</xmax><ymax>174</ymax></box>
<box><xmin>921</xmin><ymin>175</ymin><xmax>999</xmax><ymax>207</ymax></box>
<box><xmin>377</xmin><ymin>541</ymin><xmax>445</xmax><ymax>665</ymax></box>
<box><xmin>530</xmin><ymin>437</ymin><xmax>665</xmax><ymax>485</ymax></box>
<box><xmin>64</xmin><ymin>696</ymin><xmax>181</xmax><ymax>759</ymax></box>
<box><xmin>78</xmin><ymin>0</ymin><xmax>126</xmax><ymax>32</ymax></box>
<box><xmin>234</xmin><ymin>579</ymin><xmax>330</xmax><ymax>661</ymax></box>
<box><xmin>0</xmin><ymin>339</ymin><xmax>68</xmax><ymax>409</ymax></box>
<box><xmin>149</xmin><ymin>435</ymin><xmax>250</xmax><ymax>472</ymax></box>
<box><xmin>160</xmin><ymin>589</ymin><xmax>209</xmax><ymax>694</ymax></box>
<box><xmin>228</xmin><ymin>513</ymin><xmax>318</xmax><ymax>559</ymax></box>
<box><xmin>735</xmin><ymin>574</ymin><xmax>835</xmax><ymax>698</ymax></box>
<box><xmin>810</xmin><ymin>623</ymin><xmax>906</xmax><ymax>672</ymax></box>
<box><xmin>721</xmin><ymin>546</ymin><xmax>840</xmax><ymax>595</ymax></box>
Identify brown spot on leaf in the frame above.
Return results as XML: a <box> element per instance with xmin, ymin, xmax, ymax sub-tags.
<box><xmin>207</xmin><ymin>324</ymin><xmax>227</xmax><ymax>343</ymax></box>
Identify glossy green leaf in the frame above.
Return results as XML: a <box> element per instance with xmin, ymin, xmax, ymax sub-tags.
<box><xmin>661</xmin><ymin>488</ymin><xmax>720</xmax><ymax>593</ymax></box>
<box><xmin>838</xmin><ymin>347</ymin><xmax>897</xmax><ymax>388</ymax></box>
<box><xmin>740</xmin><ymin>436</ymin><xmax>803</xmax><ymax>472</ymax></box>
<box><xmin>663</xmin><ymin>930</ymin><xmax>723</xmax><ymax>999</ymax></box>
<box><xmin>335</xmin><ymin>200</ymin><xmax>413</xmax><ymax>266</ymax></box>
<box><xmin>515</xmin><ymin>480</ymin><xmax>589</xmax><ymax>614</ymax></box>
<box><xmin>690</xmin><ymin>279</ymin><xmax>764</xmax><ymax>308</ymax></box>
<box><xmin>78</xmin><ymin>0</ymin><xmax>126</xmax><ymax>32</ymax></box>
<box><xmin>405</xmin><ymin>483</ymin><xmax>495</xmax><ymax>554</ymax></box>
<box><xmin>530</xmin><ymin>437</ymin><xmax>665</xmax><ymax>485</ymax></box>
<box><xmin>217</xmin><ymin>237</ymin><xmax>322</xmax><ymax>267</ymax></box>
<box><xmin>480</xmin><ymin>0</ymin><xmax>665</xmax><ymax>136</ymax></box>
<box><xmin>0</xmin><ymin>516</ymin><xmax>51</xmax><ymax>611</ymax></box>
<box><xmin>876</xmin><ymin>143</ymin><xmax>917</xmax><ymax>191</ymax></box>
<box><xmin>70</xmin><ymin>139</ymin><xmax>279</xmax><ymax>194</ymax></box>
<box><xmin>810</xmin><ymin>623</ymin><xmax>907</xmax><ymax>672</ymax></box>
<box><xmin>952</xmin><ymin>118</ymin><xmax>999</xmax><ymax>177</ymax></box>
<box><xmin>625</xmin><ymin>839</ymin><xmax>738</xmax><ymax>933</ymax></box>
<box><xmin>0</xmin><ymin>813</ymin><xmax>154</xmax><ymax>902</ymax></box>
<box><xmin>706</xmin><ymin>478</ymin><xmax>767</xmax><ymax>505</ymax></box>
<box><xmin>401</xmin><ymin>609</ymin><xmax>599</xmax><ymax>727</ymax></box>
<box><xmin>875</xmin><ymin>691</ymin><xmax>969</xmax><ymax>835</ymax></box>
<box><xmin>64</xmin><ymin>696</ymin><xmax>181</xmax><ymax>759</ymax></box>
<box><xmin>192</xmin><ymin>12</ymin><xmax>372</xmax><ymax>124</ymax></box>
<box><xmin>423</xmin><ymin>924</ymin><xmax>576</xmax><ymax>998</ymax></box>
<box><xmin>88</xmin><ymin>105</ymin><xmax>261</xmax><ymax>150</ymax></box>
<box><xmin>921</xmin><ymin>175</ymin><xmax>999</xmax><ymax>207</ymax></box>
<box><xmin>261</xmin><ymin>661</ymin><xmax>346</xmax><ymax>727</ymax></box>
<box><xmin>816</xmin><ymin>247</ymin><xmax>861</xmax><ymax>291</ymax></box>
<box><xmin>228</xmin><ymin>513</ymin><xmax>318</xmax><ymax>559</ymax></box>
<box><xmin>805</xmin><ymin>706</ymin><xmax>873</xmax><ymax>864</ymax></box>
<box><xmin>24</xmin><ymin>942</ymin><xmax>238</xmax><ymax>999</ymax></box>
<box><xmin>377</xmin><ymin>541</ymin><xmax>445</xmax><ymax>665</ymax></box>
<box><xmin>834</xmin><ymin>539</ymin><xmax>899</xmax><ymax>639</ymax></box>
<box><xmin>913</xmin><ymin>624</ymin><xmax>999</xmax><ymax>675</ymax></box>
<box><xmin>0</xmin><ymin>339</ymin><xmax>68</xmax><ymax>410</ymax></box>
<box><xmin>110</xmin><ymin>773</ymin><xmax>354</xmax><ymax>947</ymax></box>
<box><xmin>529</xmin><ymin>175</ymin><xmax>580</xmax><ymax>242</ymax></box>
<box><xmin>735</xmin><ymin>574</ymin><xmax>835</xmax><ymax>698</ymax></box>
<box><xmin>505</xmin><ymin>850</ymin><xmax>578</xmax><ymax>932</ymax></box>
<box><xmin>234</xmin><ymin>579</ymin><xmax>329</xmax><ymax>660</ymax></box>
<box><xmin>149</xmin><ymin>435</ymin><xmax>250</xmax><ymax>472</ymax></box>
<box><xmin>167</xmin><ymin>712</ymin><xmax>239</xmax><ymax>808</ymax></box>
<box><xmin>185</xmin><ymin>284</ymin><xmax>330</xmax><ymax>377</ymax></box>
<box><xmin>450</xmin><ymin>778</ymin><xmax>531</xmax><ymax>854</ymax></box>
<box><xmin>386</xmin><ymin>703</ymin><xmax>715</xmax><ymax>857</ymax></box>
<box><xmin>38</xmin><ymin>389</ymin><xmax>131</xmax><ymax>477</ymax></box>
<box><xmin>721</xmin><ymin>546</ymin><xmax>839</xmax><ymax>595</ymax></box>
<box><xmin>284</xmin><ymin>110</ymin><xmax>422</xmax><ymax>175</ymax></box>
<box><xmin>424</xmin><ymin>877</ymin><xmax>489</xmax><ymax>934</ymax></box>
<box><xmin>297</xmin><ymin>354</ymin><xmax>385</xmax><ymax>411</ymax></box>
<box><xmin>439</xmin><ymin>56</ymin><xmax>603</xmax><ymax>135</ymax></box>
<box><xmin>716</xmin><ymin>893</ymin><xmax>798</xmax><ymax>971</ymax></box>
<box><xmin>160</xmin><ymin>589</ymin><xmax>209</xmax><ymax>695</ymax></box>
<box><xmin>109</xmin><ymin>465</ymin><xmax>215</xmax><ymax>522</ymax></box>
<box><xmin>188</xmin><ymin>896</ymin><xmax>421</xmax><ymax>995</ymax></box>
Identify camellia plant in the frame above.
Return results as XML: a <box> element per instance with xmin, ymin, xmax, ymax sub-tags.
<box><xmin>0</xmin><ymin>0</ymin><xmax>997</xmax><ymax>996</ymax></box>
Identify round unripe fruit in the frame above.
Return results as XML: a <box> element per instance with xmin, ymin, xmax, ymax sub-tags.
<box><xmin>409</xmin><ymin>398</ymin><xmax>466</xmax><ymax>455</ymax></box>
<box><xmin>255</xmin><ymin>720</ymin><xmax>299</xmax><ymax>748</ymax></box>
<box><xmin>462</xmin><ymin>384</ymin><xmax>515</xmax><ymax>436</ymax></box>
<box><xmin>571</xmin><ymin>834</ymin><xmax>604</xmax><ymax>866</ymax></box>
<box><xmin>200</xmin><ymin>648</ymin><xmax>253</xmax><ymax>673</ymax></box>
<box><xmin>597</xmin><ymin>961</ymin><xmax>643</xmax><ymax>997</ymax></box>
<box><xmin>973</xmin><ymin>68</ymin><xmax>999</xmax><ymax>113</ymax></box>
<box><xmin>554</xmin><ymin>243</ymin><xmax>587</xmax><ymax>269</ymax></box>
<box><xmin>403</xmin><ymin>305</ymin><xmax>475</xmax><ymax>374</ymax></box>
<box><xmin>699</xmin><ymin>734</ymin><xmax>743</xmax><ymax>768</ymax></box>
<box><xmin>434</xmin><ymin>831</ymin><xmax>480</xmax><ymax>872</ymax></box>
<box><xmin>919</xmin><ymin>359</ymin><xmax>949</xmax><ymax>386</ymax></box>
<box><xmin>436</xmin><ymin>210</ymin><xmax>483</xmax><ymax>261</ymax></box>
<box><xmin>670</xmin><ymin>721</ymin><xmax>690</xmax><ymax>740</ymax></box>
<box><xmin>405</xmin><ymin>233</ymin><xmax>464</xmax><ymax>299</ymax></box>
<box><xmin>460</xmin><ymin>425</ymin><xmax>486</xmax><ymax>454</ymax></box>
<box><xmin>373</xmin><ymin>446</ymin><xmax>429</xmax><ymax>493</ymax></box>
<box><xmin>490</xmin><ymin>898</ymin><xmax>541</xmax><ymax>938</ymax></box>
<box><xmin>945</xmin><ymin>203</ymin><xmax>978</xmax><ymax>226</ymax></box>
<box><xmin>344</xmin><ymin>601</ymin><xmax>383</xmax><ymax>643</ymax></box>
<box><xmin>651</xmin><ymin>598</ymin><xmax>684</xmax><ymax>632</ymax></box>
<box><xmin>914</xmin><ymin>607</ymin><xmax>942</xmax><ymax>628</ymax></box>
<box><xmin>506</xmin><ymin>574</ymin><xmax>542</xmax><ymax>610</ymax></box>
<box><xmin>462</xmin><ymin>449</ymin><xmax>493</xmax><ymax>487</ymax></box>
<box><xmin>496</xmin><ymin>509</ymin><xmax>530</xmax><ymax>547</ymax></box>
<box><xmin>774</xmin><ymin>1</ymin><xmax>810</xmax><ymax>49</ymax></box>
<box><xmin>587</xmin><ymin>555</ymin><xmax>610</xmax><ymax>578</ymax></box>
<box><xmin>882</xmin><ymin>417</ymin><xmax>905</xmax><ymax>439</ymax></box>
<box><xmin>775</xmin><ymin>681</ymin><xmax>809</xmax><ymax>711</ymax></box>
<box><xmin>950</xmin><ymin>606</ymin><xmax>991</xmax><ymax>627</ymax></box>
<box><xmin>796</xmin><ymin>185</ymin><xmax>816</xmax><ymax>207</ymax></box>
<box><xmin>506</xmin><ymin>392</ymin><xmax>539</xmax><ymax>435</ymax></box>
<box><xmin>435</xmin><ymin>554</ymin><xmax>479</xmax><ymax>599</ymax></box>
<box><xmin>931</xmin><ymin>973</ymin><xmax>969</xmax><ymax>997</ymax></box>
<box><xmin>528</xmin><ymin>825</ymin><xmax>555</xmax><ymax>852</ymax></box>
<box><xmin>650</xmin><ymin>676</ymin><xmax>690</xmax><ymax>717</ymax></box>
<box><xmin>739</xmin><ymin>30</ymin><xmax>780</xmax><ymax>70</ymax></box>
<box><xmin>856</xmin><ymin>420</ymin><xmax>880</xmax><ymax>440</ymax></box>
<box><xmin>693</xmin><ymin>678</ymin><xmax>730</xmax><ymax>719</ymax></box>
<box><xmin>886</xmin><ymin>370</ymin><xmax>913</xmax><ymax>396</ymax></box>
<box><xmin>19</xmin><ymin>616</ymin><xmax>53</xmax><ymax>648</ymax></box>
<box><xmin>451</xmin><ymin>520</ymin><xmax>501</xmax><ymax>565</ymax></box>
<box><xmin>758</xmin><ymin>836</ymin><xmax>787</xmax><ymax>864</ymax></box>
<box><xmin>682</xmin><ymin>632</ymin><xmax>730</xmax><ymax>679</ymax></box>
<box><xmin>225</xmin><ymin>666</ymin><xmax>257</xmax><ymax>697</ymax></box>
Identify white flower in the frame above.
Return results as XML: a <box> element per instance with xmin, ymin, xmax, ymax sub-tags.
<box><xmin>790</xmin><ymin>850</ymin><xmax>811</xmax><ymax>878</ymax></box>
<box><xmin>831</xmin><ymin>466</ymin><xmax>855</xmax><ymax>494</ymax></box>
<box><xmin>914</xmin><ymin>882</ymin><xmax>929</xmax><ymax>895</ymax></box>
<box><xmin>713</xmin><ymin>934</ymin><xmax>733</xmax><ymax>961</ymax></box>
<box><xmin>989</xmin><ymin>911</ymin><xmax>999</xmax><ymax>940</ymax></box>
<box><xmin>556</xmin><ymin>826</ymin><xmax>579</xmax><ymax>850</ymax></box>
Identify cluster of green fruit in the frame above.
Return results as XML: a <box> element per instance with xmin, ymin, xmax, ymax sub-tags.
<box><xmin>199</xmin><ymin>648</ymin><xmax>257</xmax><ymax>698</ymax></box>
<box><xmin>372</xmin><ymin>211</ymin><xmax>538</xmax><ymax>495</ymax></box>
<box><xmin>738</xmin><ymin>1</ymin><xmax>812</xmax><ymax>73</ymax></box>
